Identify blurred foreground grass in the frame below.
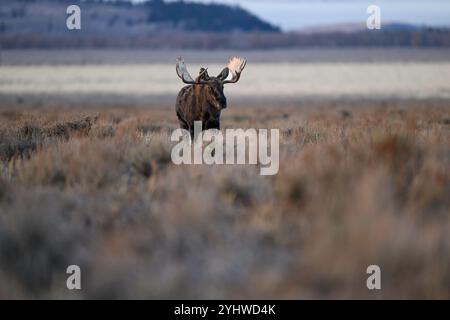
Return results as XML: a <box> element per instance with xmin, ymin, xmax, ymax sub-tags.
<box><xmin>0</xmin><ymin>100</ymin><xmax>449</xmax><ymax>299</ymax></box>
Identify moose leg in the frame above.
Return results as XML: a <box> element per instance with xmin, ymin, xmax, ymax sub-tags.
<box><xmin>204</xmin><ymin>119</ymin><xmax>220</xmax><ymax>157</ymax></box>
<box><xmin>177</xmin><ymin>111</ymin><xmax>189</xmax><ymax>130</ymax></box>
<box><xmin>189</xmin><ymin>126</ymin><xmax>195</xmax><ymax>141</ymax></box>
<box><xmin>205</xmin><ymin>119</ymin><xmax>220</xmax><ymax>130</ymax></box>
<box><xmin>202</xmin><ymin>112</ymin><xmax>210</xmax><ymax>131</ymax></box>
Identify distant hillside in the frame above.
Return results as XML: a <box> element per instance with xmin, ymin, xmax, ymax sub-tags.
<box><xmin>0</xmin><ymin>0</ymin><xmax>449</xmax><ymax>48</ymax></box>
<box><xmin>0</xmin><ymin>0</ymin><xmax>279</xmax><ymax>36</ymax></box>
<box><xmin>144</xmin><ymin>0</ymin><xmax>279</xmax><ymax>32</ymax></box>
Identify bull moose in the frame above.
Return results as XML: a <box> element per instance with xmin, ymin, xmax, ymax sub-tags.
<box><xmin>175</xmin><ymin>56</ymin><xmax>247</xmax><ymax>138</ymax></box>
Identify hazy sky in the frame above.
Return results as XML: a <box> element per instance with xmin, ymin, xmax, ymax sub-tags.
<box><xmin>156</xmin><ymin>0</ymin><xmax>450</xmax><ymax>31</ymax></box>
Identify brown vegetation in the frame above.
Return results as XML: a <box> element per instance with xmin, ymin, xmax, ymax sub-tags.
<box><xmin>0</xmin><ymin>100</ymin><xmax>449</xmax><ymax>299</ymax></box>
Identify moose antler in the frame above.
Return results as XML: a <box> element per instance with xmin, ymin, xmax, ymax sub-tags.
<box><xmin>223</xmin><ymin>57</ymin><xmax>247</xmax><ymax>84</ymax></box>
<box><xmin>176</xmin><ymin>57</ymin><xmax>209</xmax><ymax>85</ymax></box>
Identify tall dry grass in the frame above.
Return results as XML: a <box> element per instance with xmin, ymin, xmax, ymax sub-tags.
<box><xmin>0</xmin><ymin>101</ymin><xmax>449</xmax><ymax>299</ymax></box>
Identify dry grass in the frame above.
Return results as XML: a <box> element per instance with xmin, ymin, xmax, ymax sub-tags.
<box><xmin>0</xmin><ymin>100</ymin><xmax>449</xmax><ymax>299</ymax></box>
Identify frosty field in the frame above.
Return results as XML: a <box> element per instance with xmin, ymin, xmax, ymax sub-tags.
<box><xmin>1</xmin><ymin>62</ymin><xmax>450</xmax><ymax>100</ymax></box>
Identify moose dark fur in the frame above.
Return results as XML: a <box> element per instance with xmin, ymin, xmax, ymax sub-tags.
<box><xmin>175</xmin><ymin>56</ymin><xmax>247</xmax><ymax>137</ymax></box>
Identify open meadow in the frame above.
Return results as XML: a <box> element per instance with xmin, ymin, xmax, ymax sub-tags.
<box><xmin>0</xmin><ymin>97</ymin><xmax>449</xmax><ymax>298</ymax></box>
<box><xmin>1</xmin><ymin>0</ymin><xmax>450</xmax><ymax>305</ymax></box>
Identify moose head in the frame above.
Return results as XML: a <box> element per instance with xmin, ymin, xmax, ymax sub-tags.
<box><xmin>175</xmin><ymin>56</ymin><xmax>247</xmax><ymax>137</ymax></box>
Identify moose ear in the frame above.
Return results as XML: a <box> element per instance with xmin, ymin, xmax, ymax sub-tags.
<box><xmin>217</xmin><ymin>67</ymin><xmax>229</xmax><ymax>81</ymax></box>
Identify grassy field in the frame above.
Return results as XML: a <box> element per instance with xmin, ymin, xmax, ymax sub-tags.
<box><xmin>0</xmin><ymin>99</ymin><xmax>449</xmax><ymax>299</ymax></box>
